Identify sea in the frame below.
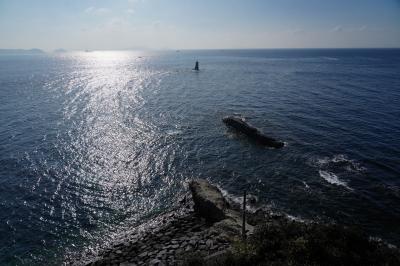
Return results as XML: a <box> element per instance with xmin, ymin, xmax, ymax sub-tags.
<box><xmin>0</xmin><ymin>49</ymin><xmax>399</xmax><ymax>265</ymax></box>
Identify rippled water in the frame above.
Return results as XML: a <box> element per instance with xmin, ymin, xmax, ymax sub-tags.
<box><xmin>1</xmin><ymin>49</ymin><xmax>400</xmax><ymax>265</ymax></box>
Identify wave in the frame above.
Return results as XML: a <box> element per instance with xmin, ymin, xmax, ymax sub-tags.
<box><xmin>322</xmin><ymin>57</ymin><xmax>339</xmax><ymax>61</ymax></box>
<box><xmin>314</xmin><ymin>154</ymin><xmax>366</xmax><ymax>173</ymax></box>
<box><xmin>165</xmin><ymin>129</ymin><xmax>183</xmax><ymax>136</ymax></box>
<box><xmin>218</xmin><ymin>185</ymin><xmax>309</xmax><ymax>223</ymax></box>
<box><xmin>319</xmin><ymin>170</ymin><xmax>352</xmax><ymax>190</ymax></box>
<box><xmin>309</xmin><ymin>154</ymin><xmax>365</xmax><ymax>190</ymax></box>
<box><xmin>218</xmin><ymin>186</ymin><xmax>261</xmax><ymax>213</ymax></box>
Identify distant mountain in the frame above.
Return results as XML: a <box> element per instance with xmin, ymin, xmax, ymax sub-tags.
<box><xmin>53</xmin><ymin>48</ymin><xmax>67</xmax><ymax>53</ymax></box>
<box><xmin>0</xmin><ymin>48</ymin><xmax>45</xmax><ymax>55</ymax></box>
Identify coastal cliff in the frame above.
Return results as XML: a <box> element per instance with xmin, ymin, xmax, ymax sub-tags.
<box><xmin>77</xmin><ymin>179</ymin><xmax>400</xmax><ymax>266</ymax></box>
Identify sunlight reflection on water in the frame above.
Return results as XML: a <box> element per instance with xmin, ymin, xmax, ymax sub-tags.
<box><xmin>39</xmin><ymin>51</ymin><xmax>186</xmax><ymax>262</ymax></box>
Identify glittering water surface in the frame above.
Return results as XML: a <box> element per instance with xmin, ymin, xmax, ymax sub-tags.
<box><xmin>1</xmin><ymin>49</ymin><xmax>400</xmax><ymax>265</ymax></box>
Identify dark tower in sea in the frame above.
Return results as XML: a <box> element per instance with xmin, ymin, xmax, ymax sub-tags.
<box><xmin>194</xmin><ymin>61</ymin><xmax>199</xmax><ymax>71</ymax></box>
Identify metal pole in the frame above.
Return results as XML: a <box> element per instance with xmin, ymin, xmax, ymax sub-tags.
<box><xmin>242</xmin><ymin>190</ymin><xmax>246</xmax><ymax>240</ymax></box>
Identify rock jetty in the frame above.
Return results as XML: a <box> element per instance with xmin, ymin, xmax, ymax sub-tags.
<box><xmin>68</xmin><ymin>179</ymin><xmax>400</xmax><ymax>266</ymax></box>
<box><xmin>76</xmin><ymin>179</ymin><xmax>249</xmax><ymax>266</ymax></box>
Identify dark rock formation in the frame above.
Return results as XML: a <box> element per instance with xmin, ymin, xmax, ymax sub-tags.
<box><xmin>222</xmin><ymin>116</ymin><xmax>284</xmax><ymax>148</ymax></box>
<box><xmin>189</xmin><ymin>179</ymin><xmax>229</xmax><ymax>223</ymax></box>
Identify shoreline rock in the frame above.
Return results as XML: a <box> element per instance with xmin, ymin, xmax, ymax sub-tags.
<box><xmin>71</xmin><ymin>179</ymin><xmax>244</xmax><ymax>266</ymax></box>
<box><xmin>189</xmin><ymin>179</ymin><xmax>228</xmax><ymax>223</ymax></box>
<box><xmin>68</xmin><ymin>179</ymin><xmax>400</xmax><ymax>266</ymax></box>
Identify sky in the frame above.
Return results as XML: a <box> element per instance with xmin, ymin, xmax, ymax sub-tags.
<box><xmin>0</xmin><ymin>0</ymin><xmax>399</xmax><ymax>51</ymax></box>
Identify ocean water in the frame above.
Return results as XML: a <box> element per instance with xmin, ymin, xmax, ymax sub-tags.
<box><xmin>0</xmin><ymin>49</ymin><xmax>399</xmax><ymax>265</ymax></box>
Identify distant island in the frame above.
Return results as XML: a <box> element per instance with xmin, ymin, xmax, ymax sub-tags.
<box><xmin>53</xmin><ymin>48</ymin><xmax>67</xmax><ymax>53</ymax></box>
<box><xmin>0</xmin><ymin>48</ymin><xmax>45</xmax><ymax>55</ymax></box>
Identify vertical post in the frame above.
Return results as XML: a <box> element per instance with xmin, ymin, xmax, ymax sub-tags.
<box><xmin>242</xmin><ymin>190</ymin><xmax>246</xmax><ymax>240</ymax></box>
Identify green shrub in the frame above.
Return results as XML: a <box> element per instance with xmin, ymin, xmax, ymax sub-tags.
<box><xmin>182</xmin><ymin>221</ymin><xmax>400</xmax><ymax>266</ymax></box>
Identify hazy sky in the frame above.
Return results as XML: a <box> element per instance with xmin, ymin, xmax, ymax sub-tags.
<box><xmin>0</xmin><ymin>0</ymin><xmax>399</xmax><ymax>51</ymax></box>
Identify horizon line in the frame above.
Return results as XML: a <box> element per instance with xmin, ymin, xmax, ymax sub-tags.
<box><xmin>1</xmin><ymin>47</ymin><xmax>400</xmax><ymax>53</ymax></box>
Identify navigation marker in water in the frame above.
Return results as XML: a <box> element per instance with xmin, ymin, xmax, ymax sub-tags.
<box><xmin>193</xmin><ymin>61</ymin><xmax>199</xmax><ymax>71</ymax></box>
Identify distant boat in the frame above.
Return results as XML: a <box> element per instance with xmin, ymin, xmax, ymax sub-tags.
<box><xmin>193</xmin><ymin>61</ymin><xmax>199</xmax><ymax>71</ymax></box>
